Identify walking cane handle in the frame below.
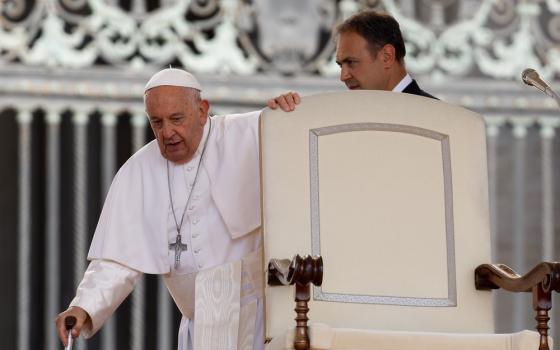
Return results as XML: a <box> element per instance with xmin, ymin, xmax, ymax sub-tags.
<box><xmin>65</xmin><ymin>316</ymin><xmax>76</xmax><ymax>330</ymax></box>
<box><xmin>64</xmin><ymin>316</ymin><xmax>76</xmax><ymax>350</ymax></box>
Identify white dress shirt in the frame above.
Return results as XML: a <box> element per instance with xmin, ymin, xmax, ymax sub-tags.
<box><xmin>392</xmin><ymin>73</ymin><xmax>413</xmax><ymax>93</ymax></box>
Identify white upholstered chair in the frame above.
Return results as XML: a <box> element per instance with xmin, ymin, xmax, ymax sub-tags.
<box><xmin>259</xmin><ymin>91</ymin><xmax>556</xmax><ymax>350</ymax></box>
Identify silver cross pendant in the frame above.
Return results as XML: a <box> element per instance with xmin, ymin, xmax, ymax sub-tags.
<box><xmin>169</xmin><ymin>234</ymin><xmax>188</xmax><ymax>269</ymax></box>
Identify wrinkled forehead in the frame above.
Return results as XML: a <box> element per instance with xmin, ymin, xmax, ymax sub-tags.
<box><xmin>144</xmin><ymin>88</ymin><xmax>203</xmax><ymax>119</ymax></box>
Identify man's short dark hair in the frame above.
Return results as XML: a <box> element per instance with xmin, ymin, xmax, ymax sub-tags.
<box><xmin>336</xmin><ymin>10</ymin><xmax>406</xmax><ymax>63</ymax></box>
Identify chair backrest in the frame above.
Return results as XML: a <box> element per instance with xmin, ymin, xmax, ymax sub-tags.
<box><xmin>260</xmin><ymin>91</ymin><xmax>494</xmax><ymax>340</ymax></box>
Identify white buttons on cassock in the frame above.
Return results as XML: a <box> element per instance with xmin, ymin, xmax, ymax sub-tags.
<box><xmin>187</xmin><ymin>165</ymin><xmax>194</xmax><ymax>171</ymax></box>
<box><xmin>192</xmin><ymin>233</ymin><xmax>199</xmax><ymax>238</ymax></box>
<box><xmin>193</xmin><ymin>218</ymin><xmax>199</xmax><ymax>225</ymax></box>
<box><xmin>189</xmin><ymin>205</ymin><xmax>195</xmax><ymax>210</ymax></box>
<box><xmin>194</xmin><ymin>248</ymin><xmax>201</xmax><ymax>254</ymax></box>
<box><xmin>198</xmin><ymin>263</ymin><xmax>204</xmax><ymax>269</ymax></box>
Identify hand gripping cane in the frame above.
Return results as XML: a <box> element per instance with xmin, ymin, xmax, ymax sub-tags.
<box><xmin>64</xmin><ymin>316</ymin><xmax>77</xmax><ymax>350</ymax></box>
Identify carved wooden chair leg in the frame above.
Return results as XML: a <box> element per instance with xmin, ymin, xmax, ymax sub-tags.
<box><xmin>294</xmin><ymin>282</ymin><xmax>311</xmax><ymax>350</ymax></box>
<box><xmin>533</xmin><ymin>284</ymin><xmax>552</xmax><ymax>350</ymax></box>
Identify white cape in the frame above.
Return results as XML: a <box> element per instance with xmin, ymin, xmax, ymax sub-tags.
<box><xmin>88</xmin><ymin>112</ymin><xmax>262</xmax><ymax>274</ymax></box>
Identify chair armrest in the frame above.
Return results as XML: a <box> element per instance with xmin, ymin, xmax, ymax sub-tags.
<box><xmin>267</xmin><ymin>255</ymin><xmax>323</xmax><ymax>350</ymax></box>
<box><xmin>475</xmin><ymin>262</ymin><xmax>560</xmax><ymax>293</ymax></box>
<box><xmin>268</xmin><ymin>255</ymin><xmax>323</xmax><ymax>286</ymax></box>
<box><xmin>475</xmin><ymin>262</ymin><xmax>560</xmax><ymax>350</ymax></box>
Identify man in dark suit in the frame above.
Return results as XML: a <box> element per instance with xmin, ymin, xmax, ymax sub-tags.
<box><xmin>268</xmin><ymin>10</ymin><xmax>436</xmax><ymax>111</ymax></box>
<box><xmin>402</xmin><ymin>80</ymin><xmax>435</xmax><ymax>99</ymax></box>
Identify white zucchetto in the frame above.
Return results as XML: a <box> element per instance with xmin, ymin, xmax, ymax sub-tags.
<box><xmin>144</xmin><ymin>68</ymin><xmax>202</xmax><ymax>93</ymax></box>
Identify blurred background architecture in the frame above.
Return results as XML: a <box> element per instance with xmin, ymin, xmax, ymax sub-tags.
<box><xmin>1</xmin><ymin>0</ymin><xmax>560</xmax><ymax>349</ymax></box>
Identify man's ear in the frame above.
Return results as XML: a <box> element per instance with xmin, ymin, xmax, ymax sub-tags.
<box><xmin>199</xmin><ymin>99</ymin><xmax>210</xmax><ymax>124</ymax></box>
<box><xmin>380</xmin><ymin>44</ymin><xmax>396</xmax><ymax>67</ymax></box>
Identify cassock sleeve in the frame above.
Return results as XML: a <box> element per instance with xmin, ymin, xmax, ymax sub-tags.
<box><xmin>69</xmin><ymin>259</ymin><xmax>142</xmax><ymax>338</ymax></box>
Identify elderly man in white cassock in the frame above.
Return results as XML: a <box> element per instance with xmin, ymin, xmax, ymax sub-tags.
<box><xmin>55</xmin><ymin>68</ymin><xmax>264</xmax><ymax>350</ymax></box>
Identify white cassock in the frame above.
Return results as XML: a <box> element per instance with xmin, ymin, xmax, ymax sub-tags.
<box><xmin>70</xmin><ymin>111</ymin><xmax>264</xmax><ymax>350</ymax></box>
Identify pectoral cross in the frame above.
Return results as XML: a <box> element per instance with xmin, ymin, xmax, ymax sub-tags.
<box><xmin>169</xmin><ymin>234</ymin><xmax>188</xmax><ymax>269</ymax></box>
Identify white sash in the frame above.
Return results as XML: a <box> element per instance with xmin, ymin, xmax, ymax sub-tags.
<box><xmin>194</xmin><ymin>261</ymin><xmax>242</xmax><ymax>349</ymax></box>
<box><xmin>164</xmin><ymin>248</ymin><xmax>263</xmax><ymax>349</ymax></box>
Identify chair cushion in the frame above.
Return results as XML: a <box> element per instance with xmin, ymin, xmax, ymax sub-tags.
<box><xmin>267</xmin><ymin>323</ymin><xmax>545</xmax><ymax>350</ymax></box>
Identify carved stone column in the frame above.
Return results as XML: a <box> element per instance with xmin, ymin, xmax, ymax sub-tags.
<box><xmin>100</xmin><ymin>110</ymin><xmax>117</xmax><ymax>350</ymax></box>
<box><xmin>17</xmin><ymin>108</ymin><xmax>33</xmax><ymax>350</ymax></box>
<box><xmin>130</xmin><ymin>111</ymin><xmax>147</xmax><ymax>350</ymax></box>
<box><xmin>510</xmin><ymin>116</ymin><xmax>533</xmax><ymax>331</ymax></box>
<box><xmin>45</xmin><ymin>108</ymin><xmax>62</xmax><ymax>350</ymax></box>
<box><xmin>72</xmin><ymin>108</ymin><xmax>90</xmax><ymax>350</ymax></box>
<box><xmin>485</xmin><ymin>115</ymin><xmax>506</xmax><ymax>261</ymax></box>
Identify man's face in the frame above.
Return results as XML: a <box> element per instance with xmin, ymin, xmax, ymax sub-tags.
<box><xmin>336</xmin><ymin>31</ymin><xmax>390</xmax><ymax>90</ymax></box>
<box><xmin>145</xmin><ymin>86</ymin><xmax>209</xmax><ymax>164</ymax></box>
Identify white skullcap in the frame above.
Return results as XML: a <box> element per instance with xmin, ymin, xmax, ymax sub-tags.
<box><xmin>144</xmin><ymin>68</ymin><xmax>202</xmax><ymax>93</ymax></box>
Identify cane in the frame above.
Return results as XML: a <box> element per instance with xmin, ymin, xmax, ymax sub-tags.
<box><xmin>64</xmin><ymin>316</ymin><xmax>77</xmax><ymax>350</ymax></box>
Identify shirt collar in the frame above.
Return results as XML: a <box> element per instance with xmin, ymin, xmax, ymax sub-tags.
<box><xmin>392</xmin><ymin>74</ymin><xmax>413</xmax><ymax>93</ymax></box>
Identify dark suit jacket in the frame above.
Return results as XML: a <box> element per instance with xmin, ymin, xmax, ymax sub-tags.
<box><xmin>402</xmin><ymin>79</ymin><xmax>438</xmax><ymax>100</ymax></box>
